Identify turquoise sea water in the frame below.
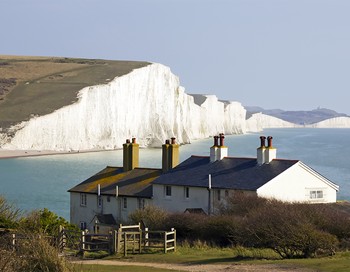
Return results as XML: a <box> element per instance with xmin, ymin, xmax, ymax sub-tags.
<box><xmin>0</xmin><ymin>128</ymin><xmax>349</xmax><ymax>220</ymax></box>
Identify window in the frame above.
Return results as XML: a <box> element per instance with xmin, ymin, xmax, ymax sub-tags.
<box><xmin>310</xmin><ymin>190</ymin><xmax>324</xmax><ymax>199</ymax></box>
<box><xmin>138</xmin><ymin>198</ymin><xmax>145</xmax><ymax>210</ymax></box>
<box><xmin>185</xmin><ymin>187</ymin><xmax>190</xmax><ymax>199</ymax></box>
<box><xmin>97</xmin><ymin>196</ymin><xmax>102</xmax><ymax>208</ymax></box>
<box><xmin>225</xmin><ymin>190</ymin><xmax>229</xmax><ymax>198</ymax></box>
<box><xmin>217</xmin><ymin>190</ymin><xmax>221</xmax><ymax>201</ymax></box>
<box><xmin>165</xmin><ymin>186</ymin><xmax>172</xmax><ymax>197</ymax></box>
<box><xmin>80</xmin><ymin>193</ymin><xmax>87</xmax><ymax>206</ymax></box>
<box><xmin>123</xmin><ymin>197</ymin><xmax>127</xmax><ymax>209</ymax></box>
<box><xmin>80</xmin><ymin>221</ymin><xmax>87</xmax><ymax>230</ymax></box>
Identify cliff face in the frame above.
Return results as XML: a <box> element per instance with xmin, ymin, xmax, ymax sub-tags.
<box><xmin>307</xmin><ymin>117</ymin><xmax>350</xmax><ymax>128</ymax></box>
<box><xmin>1</xmin><ymin>63</ymin><xmax>247</xmax><ymax>151</ymax></box>
<box><xmin>1</xmin><ymin>62</ymin><xmax>348</xmax><ymax>151</ymax></box>
<box><xmin>245</xmin><ymin>112</ymin><xmax>298</xmax><ymax>132</ymax></box>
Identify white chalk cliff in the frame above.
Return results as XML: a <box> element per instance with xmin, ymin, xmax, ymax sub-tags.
<box><xmin>1</xmin><ymin>63</ymin><xmax>249</xmax><ymax>151</ymax></box>
<box><xmin>245</xmin><ymin>113</ymin><xmax>298</xmax><ymax>132</ymax></box>
<box><xmin>1</xmin><ymin>63</ymin><xmax>348</xmax><ymax>151</ymax></box>
<box><xmin>307</xmin><ymin>117</ymin><xmax>350</xmax><ymax>128</ymax></box>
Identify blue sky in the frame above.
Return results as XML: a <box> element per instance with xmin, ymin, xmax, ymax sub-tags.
<box><xmin>1</xmin><ymin>0</ymin><xmax>349</xmax><ymax>114</ymax></box>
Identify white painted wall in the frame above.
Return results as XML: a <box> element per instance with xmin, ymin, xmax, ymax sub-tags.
<box><xmin>257</xmin><ymin>162</ymin><xmax>338</xmax><ymax>203</ymax></box>
<box><xmin>152</xmin><ymin>184</ymin><xmax>210</xmax><ymax>213</ymax></box>
<box><xmin>70</xmin><ymin>192</ymin><xmax>151</xmax><ymax>231</ymax></box>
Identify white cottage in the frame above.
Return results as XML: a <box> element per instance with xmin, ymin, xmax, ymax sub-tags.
<box><xmin>152</xmin><ymin>135</ymin><xmax>339</xmax><ymax>214</ymax></box>
<box><xmin>69</xmin><ymin>135</ymin><xmax>339</xmax><ymax>230</ymax></box>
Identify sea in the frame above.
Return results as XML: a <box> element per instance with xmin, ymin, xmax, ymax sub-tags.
<box><xmin>0</xmin><ymin>128</ymin><xmax>349</xmax><ymax>220</ymax></box>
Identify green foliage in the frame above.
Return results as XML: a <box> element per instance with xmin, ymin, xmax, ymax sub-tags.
<box><xmin>0</xmin><ymin>195</ymin><xmax>21</xmax><ymax>228</ymax></box>
<box><xmin>20</xmin><ymin>208</ymin><xmax>79</xmax><ymax>236</ymax></box>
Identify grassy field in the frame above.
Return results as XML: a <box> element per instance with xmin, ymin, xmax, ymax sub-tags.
<box><xmin>72</xmin><ymin>246</ymin><xmax>350</xmax><ymax>272</ymax></box>
<box><xmin>0</xmin><ymin>55</ymin><xmax>149</xmax><ymax>129</ymax></box>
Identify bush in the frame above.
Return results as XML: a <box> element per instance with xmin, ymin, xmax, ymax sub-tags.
<box><xmin>20</xmin><ymin>208</ymin><xmax>78</xmax><ymax>236</ymax></box>
<box><xmin>128</xmin><ymin>205</ymin><xmax>168</xmax><ymax>230</ymax></box>
<box><xmin>244</xmin><ymin>200</ymin><xmax>339</xmax><ymax>258</ymax></box>
<box><xmin>0</xmin><ymin>196</ymin><xmax>21</xmax><ymax>229</ymax></box>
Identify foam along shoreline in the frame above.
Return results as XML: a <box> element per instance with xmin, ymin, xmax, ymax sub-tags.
<box><xmin>0</xmin><ymin>149</ymin><xmax>91</xmax><ymax>159</ymax></box>
<box><xmin>0</xmin><ymin>147</ymin><xmax>125</xmax><ymax>159</ymax></box>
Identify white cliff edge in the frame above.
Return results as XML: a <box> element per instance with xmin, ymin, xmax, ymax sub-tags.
<box><xmin>0</xmin><ymin>63</ymin><xmax>248</xmax><ymax>151</ymax></box>
<box><xmin>245</xmin><ymin>112</ymin><xmax>297</xmax><ymax>132</ymax></box>
<box><xmin>306</xmin><ymin>117</ymin><xmax>350</xmax><ymax>128</ymax></box>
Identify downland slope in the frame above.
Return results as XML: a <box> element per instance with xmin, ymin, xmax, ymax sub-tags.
<box><xmin>0</xmin><ymin>55</ymin><xmax>149</xmax><ymax>130</ymax></box>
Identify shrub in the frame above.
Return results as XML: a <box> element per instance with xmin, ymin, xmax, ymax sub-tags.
<box><xmin>20</xmin><ymin>208</ymin><xmax>78</xmax><ymax>236</ymax></box>
<box><xmin>128</xmin><ymin>205</ymin><xmax>168</xmax><ymax>230</ymax></box>
<box><xmin>0</xmin><ymin>196</ymin><xmax>21</xmax><ymax>229</ymax></box>
<box><xmin>244</xmin><ymin>200</ymin><xmax>339</xmax><ymax>258</ymax></box>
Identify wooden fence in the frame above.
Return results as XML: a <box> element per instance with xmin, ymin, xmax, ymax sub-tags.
<box><xmin>3</xmin><ymin>224</ymin><xmax>176</xmax><ymax>257</ymax></box>
<box><xmin>115</xmin><ymin>224</ymin><xmax>176</xmax><ymax>256</ymax></box>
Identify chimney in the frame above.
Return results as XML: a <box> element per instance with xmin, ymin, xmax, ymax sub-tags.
<box><xmin>210</xmin><ymin>134</ymin><xmax>228</xmax><ymax>162</ymax></box>
<box><xmin>257</xmin><ymin>136</ymin><xmax>266</xmax><ymax>165</ymax></box>
<box><xmin>123</xmin><ymin>138</ymin><xmax>139</xmax><ymax>171</ymax></box>
<box><xmin>162</xmin><ymin>138</ymin><xmax>179</xmax><ymax>172</ymax></box>
<box><xmin>217</xmin><ymin>133</ymin><xmax>228</xmax><ymax>160</ymax></box>
<box><xmin>210</xmin><ymin>136</ymin><xmax>219</xmax><ymax>162</ymax></box>
<box><xmin>265</xmin><ymin>136</ymin><xmax>276</xmax><ymax>163</ymax></box>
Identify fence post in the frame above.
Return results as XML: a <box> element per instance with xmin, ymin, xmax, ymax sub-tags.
<box><xmin>12</xmin><ymin>233</ymin><xmax>16</xmax><ymax>251</ymax></box>
<box><xmin>139</xmin><ymin>230</ymin><xmax>142</xmax><ymax>253</ymax></box>
<box><xmin>164</xmin><ymin>231</ymin><xmax>167</xmax><ymax>253</ymax></box>
<box><xmin>144</xmin><ymin>227</ymin><xmax>149</xmax><ymax>247</ymax></box>
<box><xmin>117</xmin><ymin>228</ymin><xmax>122</xmax><ymax>253</ymax></box>
<box><xmin>123</xmin><ymin>232</ymin><xmax>127</xmax><ymax>257</ymax></box>
<box><xmin>173</xmin><ymin>228</ymin><xmax>176</xmax><ymax>252</ymax></box>
<box><xmin>112</xmin><ymin>230</ymin><xmax>117</xmax><ymax>254</ymax></box>
<box><xmin>81</xmin><ymin>231</ymin><xmax>86</xmax><ymax>254</ymax></box>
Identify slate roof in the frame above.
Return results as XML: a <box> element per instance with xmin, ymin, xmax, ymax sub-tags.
<box><xmin>152</xmin><ymin>156</ymin><xmax>299</xmax><ymax>191</ymax></box>
<box><xmin>68</xmin><ymin>166</ymin><xmax>162</xmax><ymax>198</ymax></box>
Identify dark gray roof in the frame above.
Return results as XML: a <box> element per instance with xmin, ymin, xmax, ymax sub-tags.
<box><xmin>153</xmin><ymin>156</ymin><xmax>299</xmax><ymax>191</ymax></box>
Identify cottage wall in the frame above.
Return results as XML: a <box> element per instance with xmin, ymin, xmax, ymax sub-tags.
<box><xmin>70</xmin><ymin>192</ymin><xmax>150</xmax><ymax>231</ymax></box>
<box><xmin>152</xmin><ymin>184</ymin><xmax>210</xmax><ymax>213</ymax></box>
<box><xmin>257</xmin><ymin>162</ymin><xmax>337</xmax><ymax>203</ymax></box>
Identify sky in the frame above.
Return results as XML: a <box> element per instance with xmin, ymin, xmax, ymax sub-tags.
<box><xmin>1</xmin><ymin>0</ymin><xmax>349</xmax><ymax>114</ymax></box>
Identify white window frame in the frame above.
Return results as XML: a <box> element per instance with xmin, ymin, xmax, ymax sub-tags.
<box><xmin>165</xmin><ymin>185</ymin><xmax>172</xmax><ymax>197</ymax></box>
<box><xmin>97</xmin><ymin>196</ymin><xmax>103</xmax><ymax>208</ymax></box>
<box><xmin>309</xmin><ymin>189</ymin><xmax>324</xmax><ymax>199</ymax></box>
<box><xmin>184</xmin><ymin>187</ymin><xmax>190</xmax><ymax>199</ymax></box>
<box><xmin>123</xmin><ymin>197</ymin><xmax>128</xmax><ymax>209</ymax></box>
<box><xmin>80</xmin><ymin>193</ymin><xmax>87</xmax><ymax>207</ymax></box>
<box><xmin>138</xmin><ymin>198</ymin><xmax>145</xmax><ymax>210</ymax></box>
<box><xmin>80</xmin><ymin>221</ymin><xmax>87</xmax><ymax>230</ymax></box>
<box><xmin>216</xmin><ymin>189</ymin><xmax>221</xmax><ymax>201</ymax></box>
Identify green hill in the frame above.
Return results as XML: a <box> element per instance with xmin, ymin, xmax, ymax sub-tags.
<box><xmin>0</xmin><ymin>56</ymin><xmax>149</xmax><ymax>130</ymax></box>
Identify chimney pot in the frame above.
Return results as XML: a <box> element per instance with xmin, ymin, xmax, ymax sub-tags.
<box><xmin>213</xmin><ymin>136</ymin><xmax>219</xmax><ymax>146</ymax></box>
<box><xmin>267</xmin><ymin>136</ymin><xmax>273</xmax><ymax>148</ymax></box>
<box><xmin>260</xmin><ymin>136</ymin><xmax>266</xmax><ymax>147</ymax></box>
<box><xmin>219</xmin><ymin>133</ymin><xmax>225</xmax><ymax>147</ymax></box>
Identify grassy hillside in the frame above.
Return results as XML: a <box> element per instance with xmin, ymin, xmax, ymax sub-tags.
<box><xmin>0</xmin><ymin>56</ymin><xmax>150</xmax><ymax>130</ymax></box>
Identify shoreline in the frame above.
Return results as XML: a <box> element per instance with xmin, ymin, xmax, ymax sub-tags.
<box><xmin>0</xmin><ymin>149</ymin><xmax>119</xmax><ymax>159</ymax></box>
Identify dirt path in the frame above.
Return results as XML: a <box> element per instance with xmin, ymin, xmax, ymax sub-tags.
<box><xmin>76</xmin><ymin>259</ymin><xmax>317</xmax><ymax>272</ymax></box>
